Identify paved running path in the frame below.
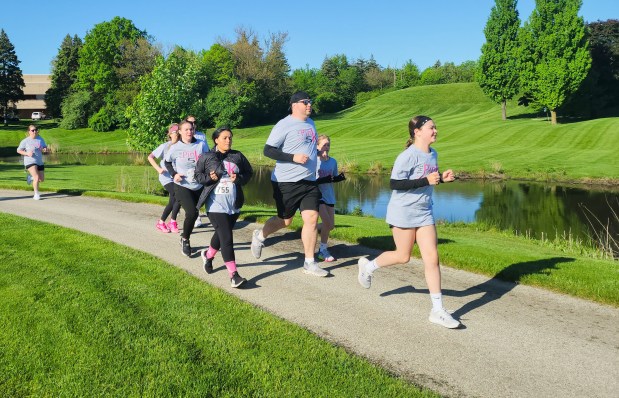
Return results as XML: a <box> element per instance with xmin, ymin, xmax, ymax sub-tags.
<box><xmin>1</xmin><ymin>189</ymin><xmax>617</xmax><ymax>398</ymax></box>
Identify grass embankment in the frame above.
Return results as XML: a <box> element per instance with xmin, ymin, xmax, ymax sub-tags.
<box><xmin>0</xmin><ymin>213</ymin><xmax>436</xmax><ymax>397</ymax></box>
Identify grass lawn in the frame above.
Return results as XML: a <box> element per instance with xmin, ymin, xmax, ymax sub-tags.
<box><xmin>0</xmin><ymin>213</ymin><xmax>437</xmax><ymax>397</ymax></box>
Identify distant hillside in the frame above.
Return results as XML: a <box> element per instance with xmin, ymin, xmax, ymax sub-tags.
<box><xmin>237</xmin><ymin>83</ymin><xmax>619</xmax><ymax>182</ymax></box>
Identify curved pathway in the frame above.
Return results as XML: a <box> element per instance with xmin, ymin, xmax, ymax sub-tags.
<box><xmin>1</xmin><ymin>189</ymin><xmax>617</xmax><ymax>397</ymax></box>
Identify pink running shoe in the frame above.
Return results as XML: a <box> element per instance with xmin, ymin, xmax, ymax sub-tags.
<box><xmin>156</xmin><ymin>220</ymin><xmax>170</xmax><ymax>233</ymax></box>
<box><xmin>167</xmin><ymin>220</ymin><xmax>179</xmax><ymax>233</ymax></box>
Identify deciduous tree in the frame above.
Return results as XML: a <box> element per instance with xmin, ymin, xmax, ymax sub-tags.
<box><xmin>477</xmin><ymin>0</ymin><xmax>520</xmax><ymax>120</ymax></box>
<box><xmin>520</xmin><ymin>0</ymin><xmax>591</xmax><ymax>124</ymax></box>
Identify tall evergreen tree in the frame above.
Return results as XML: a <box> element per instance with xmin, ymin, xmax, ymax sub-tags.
<box><xmin>0</xmin><ymin>29</ymin><xmax>25</xmax><ymax>124</ymax></box>
<box><xmin>477</xmin><ymin>0</ymin><xmax>521</xmax><ymax>120</ymax></box>
<box><xmin>520</xmin><ymin>0</ymin><xmax>591</xmax><ymax>124</ymax></box>
<box><xmin>45</xmin><ymin>34</ymin><xmax>82</xmax><ymax>118</ymax></box>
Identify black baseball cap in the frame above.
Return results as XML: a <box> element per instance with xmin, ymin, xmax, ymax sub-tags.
<box><xmin>289</xmin><ymin>91</ymin><xmax>310</xmax><ymax>104</ymax></box>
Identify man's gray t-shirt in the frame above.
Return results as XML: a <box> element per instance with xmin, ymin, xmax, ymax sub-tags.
<box><xmin>18</xmin><ymin>136</ymin><xmax>47</xmax><ymax>166</ymax></box>
<box><xmin>385</xmin><ymin>146</ymin><xmax>438</xmax><ymax>228</ymax></box>
<box><xmin>266</xmin><ymin>115</ymin><xmax>317</xmax><ymax>182</ymax></box>
<box><xmin>165</xmin><ymin>139</ymin><xmax>208</xmax><ymax>191</ymax></box>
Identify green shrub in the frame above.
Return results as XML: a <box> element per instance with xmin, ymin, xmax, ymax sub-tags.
<box><xmin>59</xmin><ymin>91</ymin><xmax>92</xmax><ymax>129</ymax></box>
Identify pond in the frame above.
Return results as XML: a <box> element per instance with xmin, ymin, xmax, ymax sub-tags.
<box><xmin>244</xmin><ymin>167</ymin><xmax>618</xmax><ymax>248</ymax></box>
<box><xmin>5</xmin><ymin>153</ymin><xmax>618</xmax><ymax>249</ymax></box>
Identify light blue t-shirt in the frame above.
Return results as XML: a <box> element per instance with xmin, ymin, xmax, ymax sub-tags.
<box><xmin>316</xmin><ymin>157</ymin><xmax>338</xmax><ymax>205</ymax></box>
<box><xmin>18</xmin><ymin>136</ymin><xmax>47</xmax><ymax>166</ymax></box>
<box><xmin>151</xmin><ymin>142</ymin><xmax>174</xmax><ymax>186</ymax></box>
<box><xmin>206</xmin><ymin>160</ymin><xmax>239</xmax><ymax>215</ymax></box>
<box><xmin>385</xmin><ymin>146</ymin><xmax>438</xmax><ymax>228</ymax></box>
<box><xmin>165</xmin><ymin>139</ymin><xmax>208</xmax><ymax>191</ymax></box>
<box><xmin>266</xmin><ymin>115</ymin><xmax>317</xmax><ymax>182</ymax></box>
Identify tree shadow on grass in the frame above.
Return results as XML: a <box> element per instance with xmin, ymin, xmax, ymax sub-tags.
<box><xmin>381</xmin><ymin>256</ymin><xmax>575</xmax><ymax>319</ymax></box>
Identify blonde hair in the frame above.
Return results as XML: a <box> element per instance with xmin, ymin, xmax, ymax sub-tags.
<box><xmin>317</xmin><ymin>134</ymin><xmax>330</xmax><ymax>145</ymax></box>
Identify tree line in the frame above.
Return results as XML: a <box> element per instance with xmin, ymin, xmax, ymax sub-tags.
<box><xmin>1</xmin><ymin>0</ymin><xmax>617</xmax><ymax>135</ymax></box>
<box><xmin>478</xmin><ymin>0</ymin><xmax>618</xmax><ymax>124</ymax></box>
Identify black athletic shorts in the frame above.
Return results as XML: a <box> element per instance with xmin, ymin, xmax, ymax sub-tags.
<box><xmin>25</xmin><ymin>164</ymin><xmax>44</xmax><ymax>171</ymax></box>
<box><xmin>272</xmin><ymin>180</ymin><xmax>320</xmax><ymax>219</ymax></box>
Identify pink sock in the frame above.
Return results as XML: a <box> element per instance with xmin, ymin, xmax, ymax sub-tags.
<box><xmin>206</xmin><ymin>247</ymin><xmax>218</xmax><ymax>259</ymax></box>
<box><xmin>224</xmin><ymin>261</ymin><xmax>237</xmax><ymax>277</ymax></box>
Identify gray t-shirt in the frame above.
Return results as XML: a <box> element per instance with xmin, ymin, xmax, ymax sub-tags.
<box><xmin>266</xmin><ymin>115</ymin><xmax>317</xmax><ymax>182</ymax></box>
<box><xmin>206</xmin><ymin>159</ymin><xmax>239</xmax><ymax>215</ymax></box>
<box><xmin>316</xmin><ymin>157</ymin><xmax>338</xmax><ymax>205</ymax></box>
<box><xmin>151</xmin><ymin>142</ymin><xmax>174</xmax><ymax>186</ymax></box>
<box><xmin>18</xmin><ymin>136</ymin><xmax>47</xmax><ymax>166</ymax></box>
<box><xmin>385</xmin><ymin>146</ymin><xmax>438</xmax><ymax>228</ymax></box>
<box><xmin>165</xmin><ymin>139</ymin><xmax>208</xmax><ymax>191</ymax></box>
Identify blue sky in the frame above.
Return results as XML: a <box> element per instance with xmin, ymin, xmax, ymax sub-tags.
<box><xmin>2</xmin><ymin>0</ymin><xmax>616</xmax><ymax>75</ymax></box>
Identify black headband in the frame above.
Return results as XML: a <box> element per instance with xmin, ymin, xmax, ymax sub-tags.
<box><xmin>415</xmin><ymin>116</ymin><xmax>432</xmax><ymax>129</ymax></box>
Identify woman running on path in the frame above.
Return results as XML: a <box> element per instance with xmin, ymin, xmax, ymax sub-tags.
<box><xmin>164</xmin><ymin>120</ymin><xmax>208</xmax><ymax>257</ymax></box>
<box><xmin>16</xmin><ymin>125</ymin><xmax>48</xmax><ymax>200</ymax></box>
<box><xmin>357</xmin><ymin>115</ymin><xmax>460</xmax><ymax>329</ymax></box>
<box><xmin>148</xmin><ymin>123</ymin><xmax>181</xmax><ymax>233</ymax></box>
<box><xmin>195</xmin><ymin>126</ymin><xmax>253</xmax><ymax>288</ymax></box>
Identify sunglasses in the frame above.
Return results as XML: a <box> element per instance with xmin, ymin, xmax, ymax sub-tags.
<box><xmin>29</xmin><ymin>129</ymin><xmax>38</xmax><ymax>132</ymax></box>
<box><xmin>297</xmin><ymin>99</ymin><xmax>312</xmax><ymax>105</ymax></box>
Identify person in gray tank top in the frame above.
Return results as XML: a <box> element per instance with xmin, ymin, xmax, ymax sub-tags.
<box><xmin>250</xmin><ymin>91</ymin><xmax>329</xmax><ymax>277</ymax></box>
<box><xmin>356</xmin><ymin>115</ymin><xmax>461</xmax><ymax>329</ymax></box>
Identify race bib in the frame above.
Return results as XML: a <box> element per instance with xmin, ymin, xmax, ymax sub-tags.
<box><xmin>215</xmin><ymin>178</ymin><xmax>232</xmax><ymax>195</ymax></box>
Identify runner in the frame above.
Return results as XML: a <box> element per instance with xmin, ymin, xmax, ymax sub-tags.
<box><xmin>250</xmin><ymin>91</ymin><xmax>328</xmax><ymax>277</ymax></box>
<box><xmin>164</xmin><ymin>120</ymin><xmax>208</xmax><ymax>257</ymax></box>
<box><xmin>195</xmin><ymin>126</ymin><xmax>253</xmax><ymax>288</ymax></box>
<box><xmin>148</xmin><ymin>123</ymin><xmax>181</xmax><ymax>233</ymax></box>
<box><xmin>16</xmin><ymin>125</ymin><xmax>48</xmax><ymax>200</ymax></box>
<box><xmin>184</xmin><ymin>115</ymin><xmax>208</xmax><ymax>228</ymax></box>
<box><xmin>357</xmin><ymin>115</ymin><xmax>461</xmax><ymax>329</ymax></box>
<box><xmin>315</xmin><ymin>135</ymin><xmax>345</xmax><ymax>262</ymax></box>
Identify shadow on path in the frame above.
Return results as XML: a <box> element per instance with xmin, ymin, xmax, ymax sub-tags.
<box><xmin>381</xmin><ymin>256</ymin><xmax>575</xmax><ymax>319</ymax></box>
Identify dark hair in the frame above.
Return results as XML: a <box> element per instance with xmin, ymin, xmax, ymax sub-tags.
<box><xmin>406</xmin><ymin>115</ymin><xmax>432</xmax><ymax>148</ymax></box>
<box><xmin>212</xmin><ymin>126</ymin><xmax>232</xmax><ymax>145</ymax></box>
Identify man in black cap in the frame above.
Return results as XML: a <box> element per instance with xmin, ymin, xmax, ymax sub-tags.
<box><xmin>250</xmin><ymin>91</ymin><xmax>328</xmax><ymax>277</ymax></box>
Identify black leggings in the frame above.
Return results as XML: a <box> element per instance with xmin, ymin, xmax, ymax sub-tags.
<box><xmin>174</xmin><ymin>184</ymin><xmax>203</xmax><ymax>239</ymax></box>
<box><xmin>161</xmin><ymin>182</ymin><xmax>181</xmax><ymax>221</ymax></box>
<box><xmin>207</xmin><ymin>212</ymin><xmax>240</xmax><ymax>262</ymax></box>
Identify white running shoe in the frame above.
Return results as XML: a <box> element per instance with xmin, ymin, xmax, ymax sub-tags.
<box><xmin>357</xmin><ymin>257</ymin><xmax>372</xmax><ymax>288</ymax></box>
<box><xmin>250</xmin><ymin>229</ymin><xmax>264</xmax><ymax>259</ymax></box>
<box><xmin>194</xmin><ymin>217</ymin><xmax>203</xmax><ymax>228</ymax></box>
<box><xmin>33</xmin><ymin>193</ymin><xmax>41</xmax><ymax>200</ymax></box>
<box><xmin>303</xmin><ymin>261</ymin><xmax>329</xmax><ymax>277</ymax></box>
<box><xmin>429</xmin><ymin>308</ymin><xmax>460</xmax><ymax>329</ymax></box>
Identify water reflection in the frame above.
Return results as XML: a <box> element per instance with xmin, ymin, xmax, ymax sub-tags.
<box><xmin>245</xmin><ymin>168</ymin><xmax>618</xmax><ymax>246</ymax></box>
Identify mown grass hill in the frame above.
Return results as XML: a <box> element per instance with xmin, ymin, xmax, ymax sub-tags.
<box><xmin>232</xmin><ymin>83</ymin><xmax>618</xmax><ymax>183</ymax></box>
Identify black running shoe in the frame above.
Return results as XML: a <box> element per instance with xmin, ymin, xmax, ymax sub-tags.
<box><xmin>201</xmin><ymin>248</ymin><xmax>213</xmax><ymax>274</ymax></box>
<box><xmin>230</xmin><ymin>271</ymin><xmax>246</xmax><ymax>288</ymax></box>
<box><xmin>180</xmin><ymin>237</ymin><xmax>192</xmax><ymax>257</ymax></box>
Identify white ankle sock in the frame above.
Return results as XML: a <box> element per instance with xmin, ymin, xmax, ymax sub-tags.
<box><xmin>365</xmin><ymin>260</ymin><xmax>379</xmax><ymax>274</ymax></box>
<box><xmin>305</xmin><ymin>258</ymin><xmax>315</xmax><ymax>264</ymax></box>
<box><xmin>430</xmin><ymin>293</ymin><xmax>443</xmax><ymax>311</ymax></box>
